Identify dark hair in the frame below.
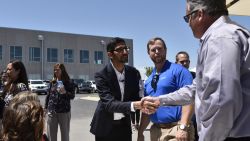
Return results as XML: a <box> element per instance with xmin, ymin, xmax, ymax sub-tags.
<box><xmin>2</xmin><ymin>60</ymin><xmax>29</xmax><ymax>98</ymax></box>
<box><xmin>52</xmin><ymin>63</ymin><xmax>70</xmax><ymax>83</ymax></box>
<box><xmin>1</xmin><ymin>92</ymin><xmax>44</xmax><ymax>141</ymax></box>
<box><xmin>106</xmin><ymin>37</ymin><xmax>126</xmax><ymax>52</ymax></box>
<box><xmin>146</xmin><ymin>37</ymin><xmax>167</xmax><ymax>54</ymax></box>
<box><xmin>9</xmin><ymin>60</ymin><xmax>28</xmax><ymax>87</ymax></box>
<box><xmin>187</xmin><ymin>0</ymin><xmax>228</xmax><ymax>16</ymax></box>
<box><xmin>175</xmin><ymin>51</ymin><xmax>190</xmax><ymax>62</ymax></box>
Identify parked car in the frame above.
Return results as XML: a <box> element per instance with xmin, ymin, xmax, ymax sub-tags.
<box><xmin>43</xmin><ymin>80</ymin><xmax>51</xmax><ymax>87</ymax></box>
<box><xmin>78</xmin><ymin>81</ymin><xmax>93</xmax><ymax>93</ymax></box>
<box><xmin>87</xmin><ymin>80</ymin><xmax>97</xmax><ymax>93</ymax></box>
<box><xmin>71</xmin><ymin>79</ymin><xmax>93</xmax><ymax>94</ymax></box>
<box><xmin>28</xmin><ymin>80</ymin><xmax>48</xmax><ymax>95</ymax></box>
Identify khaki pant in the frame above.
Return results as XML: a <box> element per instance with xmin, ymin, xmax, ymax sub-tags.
<box><xmin>150</xmin><ymin>123</ymin><xmax>195</xmax><ymax>141</ymax></box>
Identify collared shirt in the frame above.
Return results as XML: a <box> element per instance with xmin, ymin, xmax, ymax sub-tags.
<box><xmin>159</xmin><ymin>16</ymin><xmax>250</xmax><ymax>141</ymax></box>
<box><xmin>144</xmin><ymin>60</ymin><xmax>193</xmax><ymax>123</ymax></box>
<box><xmin>110</xmin><ymin>62</ymin><xmax>136</xmax><ymax>120</ymax></box>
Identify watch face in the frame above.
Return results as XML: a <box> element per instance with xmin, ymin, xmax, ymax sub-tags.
<box><xmin>179</xmin><ymin>124</ymin><xmax>186</xmax><ymax>130</ymax></box>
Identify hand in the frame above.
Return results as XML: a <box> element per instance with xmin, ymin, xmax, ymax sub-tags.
<box><xmin>133</xmin><ymin>101</ymin><xmax>142</xmax><ymax>110</ymax></box>
<box><xmin>176</xmin><ymin>129</ymin><xmax>188</xmax><ymax>141</ymax></box>
<box><xmin>141</xmin><ymin>96</ymin><xmax>160</xmax><ymax>114</ymax></box>
<box><xmin>58</xmin><ymin>86</ymin><xmax>67</xmax><ymax>94</ymax></box>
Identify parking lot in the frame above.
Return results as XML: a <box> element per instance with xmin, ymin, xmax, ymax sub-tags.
<box><xmin>39</xmin><ymin>93</ymin><xmax>150</xmax><ymax>141</ymax></box>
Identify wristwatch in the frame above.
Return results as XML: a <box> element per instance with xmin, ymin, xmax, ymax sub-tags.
<box><xmin>178</xmin><ymin>124</ymin><xmax>189</xmax><ymax>131</ymax></box>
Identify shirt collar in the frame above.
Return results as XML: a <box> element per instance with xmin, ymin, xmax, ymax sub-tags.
<box><xmin>110</xmin><ymin>61</ymin><xmax>125</xmax><ymax>77</ymax></box>
<box><xmin>200</xmin><ymin>15</ymin><xmax>230</xmax><ymax>43</ymax></box>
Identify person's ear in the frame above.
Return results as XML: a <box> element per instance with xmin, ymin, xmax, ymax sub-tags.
<box><xmin>198</xmin><ymin>9</ymin><xmax>205</xmax><ymax>21</ymax></box>
<box><xmin>107</xmin><ymin>52</ymin><xmax>113</xmax><ymax>59</ymax></box>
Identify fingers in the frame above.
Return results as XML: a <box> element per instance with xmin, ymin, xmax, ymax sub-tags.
<box><xmin>176</xmin><ymin>130</ymin><xmax>188</xmax><ymax>141</ymax></box>
<box><xmin>143</xmin><ymin>100</ymin><xmax>158</xmax><ymax>110</ymax></box>
<box><xmin>140</xmin><ymin>96</ymin><xmax>160</xmax><ymax>115</ymax></box>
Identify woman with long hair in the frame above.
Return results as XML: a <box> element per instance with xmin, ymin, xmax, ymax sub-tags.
<box><xmin>0</xmin><ymin>60</ymin><xmax>29</xmax><ymax>119</ymax></box>
<box><xmin>44</xmin><ymin>63</ymin><xmax>74</xmax><ymax>141</ymax></box>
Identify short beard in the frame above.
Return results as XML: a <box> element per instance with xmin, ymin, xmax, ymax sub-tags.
<box><xmin>120</xmin><ymin>58</ymin><xmax>128</xmax><ymax>63</ymax></box>
<box><xmin>152</xmin><ymin>57</ymin><xmax>165</xmax><ymax>64</ymax></box>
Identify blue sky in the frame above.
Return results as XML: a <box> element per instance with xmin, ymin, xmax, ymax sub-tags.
<box><xmin>1</xmin><ymin>0</ymin><xmax>250</xmax><ymax>70</ymax></box>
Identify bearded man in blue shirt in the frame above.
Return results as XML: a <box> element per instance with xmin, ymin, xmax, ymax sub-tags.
<box><xmin>138</xmin><ymin>37</ymin><xmax>195</xmax><ymax>141</ymax></box>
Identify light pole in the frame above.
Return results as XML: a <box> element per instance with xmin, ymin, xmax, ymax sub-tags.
<box><xmin>100</xmin><ymin>40</ymin><xmax>106</xmax><ymax>65</ymax></box>
<box><xmin>38</xmin><ymin>35</ymin><xmax>44</xmax><ymax>80</ymax></box>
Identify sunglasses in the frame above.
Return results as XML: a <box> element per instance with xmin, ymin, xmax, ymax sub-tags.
<box><xmin>183</xmin><ymin>10</ymin><xmax>198</xmax><ymax>23</ymax></box>
<box><xmin>151</xmin><ymin>74</ymin><xmax>159</xmax><ymax>92</ymax></box>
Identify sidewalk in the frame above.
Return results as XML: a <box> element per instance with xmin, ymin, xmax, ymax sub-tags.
<box><xmin>79</xmin><ymin>94</ymin><xmax>151</xmax><ymax>141</ymax></box>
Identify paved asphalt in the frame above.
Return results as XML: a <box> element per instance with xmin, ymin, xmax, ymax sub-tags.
<box><xmin>39</xmin><ymin>93</ymin><xmax>150</xmax><ymax>141</ymax></box>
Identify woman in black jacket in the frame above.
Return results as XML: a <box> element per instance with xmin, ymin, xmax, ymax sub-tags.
<box><xmin>44</xmin><ymin>63</ymin><xmax>74</xmax><ymax>141</ymax></box>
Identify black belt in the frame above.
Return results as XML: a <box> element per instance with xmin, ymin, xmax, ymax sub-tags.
<box><xmin>225</xmin><ymin>137</ymin><xmax>250</xmax><ymax>141</ymax></box>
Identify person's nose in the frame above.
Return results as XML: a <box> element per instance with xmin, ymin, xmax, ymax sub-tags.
<box><xmin>122</xmin><ymin>49</ymin><xmax>129</xmax><ymax>54</ymax></box>
<box><xmin>155</xmin><ymin>49</ymin><xmax>160</xmax><ymax>54</ymax></box>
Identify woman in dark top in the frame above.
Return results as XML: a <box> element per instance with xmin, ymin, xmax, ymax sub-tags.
<box><xmin>0</xmin><ymin>60</ymin><xmax>29</xmax><ymax>118</ymax></box>
<box><xmin>44</xmin><ymin>63</ymin><xmax>74</xmax><ymax>141</ymax></box>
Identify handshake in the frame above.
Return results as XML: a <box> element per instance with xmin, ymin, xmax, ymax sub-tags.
<box><xmin>134</xmin><ymin>96</ymin><xmax>161</xmax><ymax>115</ymax></box>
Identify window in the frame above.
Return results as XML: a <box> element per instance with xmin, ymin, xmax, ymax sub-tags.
<box><xmin>80</xmin><ymin>50</ymin><xmax>89</xmax><ymax>63</ymax></box>
<box><xmin>0</xmin><ymin>45</ymin><xmax>2</xmax><ymax>60</ymax></box>
<box><xmin>47</xmin><ymin>48</ymin><xmax>58</xmax><ymax>62</ymax></box>
<box><xmin>64</xmin><ymin>49</ymin><xmax>74</xmax><ymax>63</ymax></box>
<box><xmin>94</xmin><ymin>51</ymin><xmax>103</xmax><ymax>64</ymax></box>
<box><xmin>10</xmin><ymin>46</ymin><xmax>22</xmax><ymax>60</ymax></box>
<box><xmin>29</xmin><ymin>47</ymin><xmax>41</xmax><ymax>62</ymax></box>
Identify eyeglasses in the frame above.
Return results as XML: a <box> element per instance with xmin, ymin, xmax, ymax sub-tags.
<box><xmin>151</xmin><ymin>74</ymin><xmax>159</xmax><ymax>92</ymax></box>
<box><xmin>183</xmin><ymin>10</ymin><xmax>198</xmax><ymax>23</ymax></box>
<box><xmin>113</xmin><ymin>46</ymin><xmax>130</xmax><ymax>53</ymax></box>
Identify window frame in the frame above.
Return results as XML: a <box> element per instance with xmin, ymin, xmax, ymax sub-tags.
<box><xmin>47</xmin><ymin>48</ymin><xmax>58</xmax><ymax>62</ymax></box>
<box><xmin>29</xmin><ymin>47</ymin><xmax>41</xmax><ymax>62</ymax></box>
<box><xmin>10</xmin><ymin>46</ymin><xmax>22</xmax><ymax>61</ymax></box>
<box><xmin>80</xmin><ymin>50</ymin><xmax>89</xmax><ymax>63</ymax></box>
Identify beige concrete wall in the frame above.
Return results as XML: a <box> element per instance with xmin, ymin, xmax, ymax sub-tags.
<box><xmin>0</xmin><ymin>27</ymin><xmax>134</xmax><ymax>81</ymax></box>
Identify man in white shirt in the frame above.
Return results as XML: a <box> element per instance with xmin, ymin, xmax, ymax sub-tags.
<box><xmin>90</xmin><ymin>37</ymin><xmax>142</xmax><ymax>141</ymax></box>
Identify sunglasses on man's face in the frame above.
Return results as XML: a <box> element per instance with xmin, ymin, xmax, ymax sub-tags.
<box><xmin>151</xmin><ymin>74</ymin><xmax>159</xmax><ymax>92</ymax></box>
<box><xmin>183</xmin><ymin>10</ymin><xmax>198</xmax><ymax>23</ymax></box>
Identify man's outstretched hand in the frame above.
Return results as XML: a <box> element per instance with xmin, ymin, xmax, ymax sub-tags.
<box><xmin>141</xmin><ymin>96</ymin><xmax>160</xmax><ymax>115</ymax></box>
